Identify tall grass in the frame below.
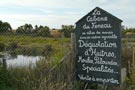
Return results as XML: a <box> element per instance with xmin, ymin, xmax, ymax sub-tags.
<box><xmin>4</xmin><ymin>51</ymin><xmax>72</xmax><ymax>90</ymax></box>
<box><xmin>0</xmin><ymin>35</ymin><xmax>71</xmax><ymax>90</ymax></box>
<box><xmin>5</xmin><ymin>51</ymin><xmax>75</xmax><ymax>90</ymax></box>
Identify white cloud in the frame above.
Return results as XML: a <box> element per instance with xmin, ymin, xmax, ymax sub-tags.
<box><xmin>0</xmin><ymin>0</ymin><xmax>90</xmax><ymax>9</ymax></box>
<box><xmin>0</xmin><ymin>0</ymin><xmax>135</xmax><ymax>28</ymax></box>
<box><xmin>0</xmin><ymin>14</ymin><xmax>80</xmax><ymax>29</ymax></box>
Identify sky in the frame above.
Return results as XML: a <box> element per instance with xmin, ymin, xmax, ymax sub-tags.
<box><xmin>0</xmin><ymin>0</ymin><xmax>134</xmax><ymax>29</ymax></box>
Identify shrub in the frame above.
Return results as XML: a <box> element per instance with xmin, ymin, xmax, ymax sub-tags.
<box><xmin>42</xmin><ymin>45</ymin><xmax>54</xmax><ymax>58</ymax></box>
<box><xmin>0</xmin><ymin>43</ymin><xmax>5</xmax><ymax>52</ymax></box>
<box><xmin>60</xmin><ymin>25</ymin><xmax>75</xmax><ymax>37</ymax></box>
<box><xmin>37</xmin><ymin>26</ymin><xmax>50</xmax><ymax>37</ymax></box>
<box><xmin>7</xmin><ymin>42</ymin><xmax>18</xmax><ymax>51</ymax></box>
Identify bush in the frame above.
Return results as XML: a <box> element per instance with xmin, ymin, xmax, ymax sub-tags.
<box><xmin>0</xmin><ymin>43</ymin><xmax>5</xmax><ymax>52</ymax></box>
<box><xmin>7</xmin><ymin>42</ymin><xmax>18</xmax><ymax>51</ymax></box>
<box><xmin>19</xmin><ymin>47</ymin><xmax>38</xmax><ymax>56</ymax></box>
<box><xmin>0</xmin><ymin>67</ymin><xmax>11</xmax><ymax>90</ymax></box>
<box><xmin>42</xmin><ymin>45</ymin><xmax>54</xmax><ymax>58</ymax></box>
<box><xmin>37</xmin><ymin>26</ymin><xmax>50</xmax><ymax>37</ymax></box>
<box><xmin>60</xmin><ymin>25</ymin><xmax>75</xmax><ymax>37</ymax></box>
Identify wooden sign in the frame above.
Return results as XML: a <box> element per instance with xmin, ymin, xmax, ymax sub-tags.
<box><xmin>75</xmin><ymin>7</ymin><xmax>122</xmax><ymax>85</ymax></box>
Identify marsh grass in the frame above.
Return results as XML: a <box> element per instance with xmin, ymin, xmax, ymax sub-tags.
<box><xmin>5</xmin><ymin>51</ymin><xmax>73</xmax><ymax>90</ymax></box>
<box><xmin>0</xmin><ymin>35</ymin><xmax>72</xmax><ymax>90</ymax></box>
<box><xmin>0</xmin><ymin>35</ymin><xmax>70</xmax><ymax>56</ymax></box>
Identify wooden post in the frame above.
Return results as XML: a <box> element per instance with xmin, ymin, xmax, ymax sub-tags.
<box><xmin>128</xmin><ymin>60</ymin><xmax>131</xmax><ymax>76</ymax></box>
<box><xmin>71</xmin><ymin>33</ymin><xmax>76</xmax><ymax>57</ymax></box>
<box><xmin>133</xmin><ymin>47</ymin><xmax>135</xmax><ymax>69</ymax></box>
<box><xmin>121</xmin><ymin>68</ymin><xmax>127</xmax><ymax>83</ymax></box>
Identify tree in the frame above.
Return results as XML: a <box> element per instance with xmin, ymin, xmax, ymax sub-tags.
<box><xmin>0</xmin><ymin>21</ymin><xmax>12</xmax><ymax>32</ymax></box>
<box><xmin>24</xmin><ymin>24</ymin><xmax>33</xmax><ymax>34</ymax></box>
<box><xmin>2</xmin><ymin>22</ymin><xmax>12</xmax><ymax>31</ymax></box>
<box><xmin>60</xmin><ymin>25</ymin><xmax>75</xmax><ymax>37</ymax></box>
<box><xmin>16</xmin><ymin>24</ymin><xmax>50</xmax><ymax>37</ymax></box>
<box><xmin>33</xmin><ymin>25</ymin><xmax>38</xmax><ymax>34</ymax></box>
<box><xmin>35</xmin><ymin>25</ymin><xmax>38</xmax><ymax>30</ymax></box>
<box><xmin>16</xmin><ymin>24</ymin><xmax>33</xmax><ymax>34</ymax></box>
<box><xmin>38</xmin><ymin>25</ymin><xmax>44</xmax><ymax>30</ymax></box>
<box><xmin>37</xmin><ymin>26</ymin><xmax>50</xmax><ymax>37</ymax></box>
<box><xmin>16</xmin><ymin>26</ymin><xmax>24</xmax><ymax>33</ymax></box>
<box><xmin>0</xmin><ymin>21</ymin><xmax>3</xmax><ymax>32</ymax></box>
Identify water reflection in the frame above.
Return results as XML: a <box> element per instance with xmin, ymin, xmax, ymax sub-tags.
<box><xmin>1</xmin><ymin>51</ymin><xmax>45</xmax><ymax>68</ymax></box>
<box><xmin>6</xmin><ymin>55</ymin><xmax>43</xmax><ymax>68</ymax></box>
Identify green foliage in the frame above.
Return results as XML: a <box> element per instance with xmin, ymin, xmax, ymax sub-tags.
<box><xmin>124</xmin><ymin>76</ymin><xmax>135</xmax><ymax>90</ymax></box>
<box><xmin>0</xmin><ymin>20</ymin><xmax>12</xmax><ymax>32</ymax></box>
<box><xmin>0</xmin><ymin>67</ymin><xmax>11</xmax><ymax>90</ymax></box>
<box><xmin>121</xmin><ymin>41</ymin><xmax>135</xmax><ymax>89</ymax></box>
<box><xmin>16</xmin><ymin>24</ymin><xmax>33</xmax><ymax>34</ymax></box>
<box><xmin>0</xmin><ymin>42</ymin><xmax>5</xmax><ymax>52</ymax></box>
<box><xmin>42</xmin><ymin>44</ymin><xmax>54</xmax><ymax>58</ymax></box>
<box><xmin>121</xmin><ymin>46</ymin><xmax>132</xmax><ymax>68</ymax></box>
<box><xmin>60</xmin><ymin>25</ymin><xmax>75</xmax><ymax>37</ymax></box>
<box><xmin>7</xmin><ymin>42</ymin><xmax>18</xmax><ymax>51</ymax></box>
<box><xmin>16</xmin><ymin>24</ymin><xmax>51</xmax><ymax>37</ymax></box>
<box><xmin>122</xmin><ymin>28</ymin><xmax>135</xmax><ymax>35</ymax></box>
<box><xmin>37</xmin><ymin>26</ymin><xmax>50</xmax><ymax>37</ymax></box>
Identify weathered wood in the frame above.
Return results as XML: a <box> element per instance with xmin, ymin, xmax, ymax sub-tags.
<box><xmin>121</xmin><ymin>68</ymin><xmax>126</xmax><ymax>84</ymax></box>
<box><xmin>133</xmin><ymin>47</ymin><xmax>135</xmax><ymax>68</ymax></box>
<box><xmin>71</xmin><ymin>33</ymin><xmax>77</xmax><ymax>59</ymax></box>
<box><xmin>128</xmin><ymin>60</ymin><xmax>131</xmax><ymax>75</ymax></box>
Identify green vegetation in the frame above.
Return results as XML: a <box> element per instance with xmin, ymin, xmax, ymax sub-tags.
<box><xmin>0</xmin><ymin>43</ymin><xmax>5</xmax><ymax>52</ymax></box>
<box><xmin>121</xmin><ymin>37</ymin><xmax>135</xmax><ymax>90</ymax></box>
<box><xmin>16</xmin><ymin>24</ymin><xmax>51</xmax><ymax>37</ymax></box>
<box><xmin>124</xmin><ymin>70</ymin><xmax>135</xmax><ymax>90</ymax></box>
<box><xmin>0</xmin><ymin>35</ymin><xmax>71</xmax><ymax>90</ymax></box>
<box><xmin>60</xmin><ymin>25</ymin><xmax>75</xmax><ymax>37</ymax></box>
<box><xmin>122</xmin><ymin>28</ymin><xmax>135</xmax><ymax>35</ymax></box>
<box><xmin>0</xmin><ymin>23</ymin><xmax>135</xmax><ymax>89</ymax></box>
<box><xmin>0</xmin><ymin>35</ymin><xmax>70</xmax><ymax>55</ymax></box>
<box><xmin>0</xmin><ymin>34</ymin><xmax>135</xmax><ymax>90</ymax></box>
<box><xmin>131</xmin><ymin>70</ymin><xmax>135</xmax><ymax>89</ymax></box>
<box><xmin>0</xmin><ymin>20</ymin><xmax>75</xmax><ymax>38</ymax></box>
<box><xmin>14</xmin><ymin>24</ymin><xmax>75</xmax><ymax>37</ymax></box>
<box><xmin>16</xmin><ymin>24</ymin><xmax>33</xmax><ymax>34</ymax></box>
<box><xmin>0</xmin><ymin>21</ymin><xmax>12</xmax><ymax>32</ymax></box>
<box><xmin>36</xmin><ymin>26</ymin><xmax>50</xmax><ymax>37</ymax></box>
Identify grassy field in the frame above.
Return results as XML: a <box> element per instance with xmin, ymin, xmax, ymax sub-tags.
<box><xmin>0</xmin><ymin>35</ymin><xmax>70</xmax><ymax>49</ymax></box>
<box><xmin>0</xmin><ymin>35</ymin><xmax>70</xmax><ymax>54</ymax></box>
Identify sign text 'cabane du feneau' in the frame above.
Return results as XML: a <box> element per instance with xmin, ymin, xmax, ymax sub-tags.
<box><xmin>75</xmin><ymin>7</ymin><xmax>122</xmax><ymax>85</ymax></box>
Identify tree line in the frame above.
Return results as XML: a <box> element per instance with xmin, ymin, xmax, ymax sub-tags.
<box><xmin>16</xmin><ymin>24</ymin><xmax>50</xmax><ymax>37</ymax></box>
<box><xmin>122</xmin><ymin>28</ymin><xmax>135</xmax><ymax>35</ymax></box>
<box><xmin>1</xmin><ymin>20</ymin><xmax>135</xmax><ymax>37</ymax></box>
<box><xmin>16</xmin><ymin>24</ymin><xmax>75</xmax><ymax>37</ymax></box>
<box><xmin>0</xmin><ymin>20</ymin><xmax>75</xmax><ymax>37</ymax></box>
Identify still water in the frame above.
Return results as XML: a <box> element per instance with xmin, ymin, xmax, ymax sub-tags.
<box><xmin>6</xmin><ymin>55</ymin><xmax>43</xmax><ymax>68</ymax></box>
